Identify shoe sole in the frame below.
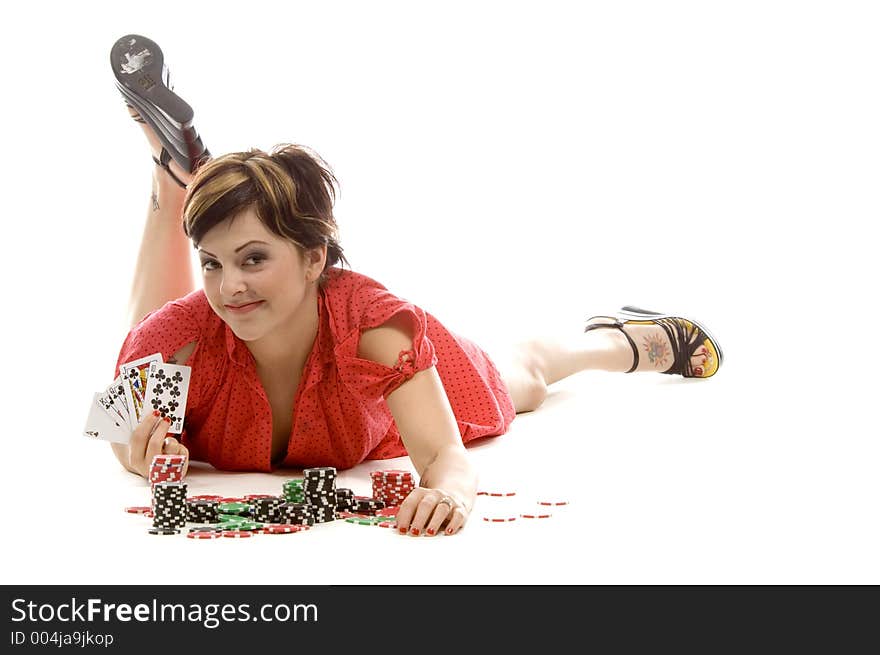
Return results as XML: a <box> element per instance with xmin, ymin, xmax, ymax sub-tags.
<box><xmin>110</xmin><ymin>34</ymin><xmax>193</xmax><ymax>129</ymax></box>
<box><xmin>617</xmin><ymin>305</ymin><xmax>725</xmax><ymax>370</ymax></box>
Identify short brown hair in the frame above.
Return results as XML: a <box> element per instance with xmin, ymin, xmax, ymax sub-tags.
<box><xmin>182</xmin><ymin>143</ymin><xmax>349</xmax><ymax>286</ymax></box>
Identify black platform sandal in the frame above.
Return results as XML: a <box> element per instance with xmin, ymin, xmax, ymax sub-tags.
<box><xmin>584</xmin><ymin>307</ymin><xmax>723</xmax><ymax>378</ymax></box>
<box><xmin>110</xmin><ymin>34</ymin><xmax>210</xmax><ymax>174</ymax></box>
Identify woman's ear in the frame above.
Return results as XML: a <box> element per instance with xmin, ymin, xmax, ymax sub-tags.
<box><xmin>305</xmin><ymin>245</ymin><xmax>328</xmax><ymax>281</ymax></box>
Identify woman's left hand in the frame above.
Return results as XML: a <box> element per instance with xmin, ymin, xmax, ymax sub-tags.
<box><xmin>395</xmin><ymin>486</ymin><xmax>471</xmax><ymax>537</ymax></box>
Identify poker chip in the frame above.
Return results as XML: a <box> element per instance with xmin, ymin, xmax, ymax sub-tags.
<box><xmin>376</xmin><ymin>506</ymin><xmax>400</xmax><ymax>517</ymax></box>
<box><xmin>148</xmin><ymin>528</ymin><xmax>180</xmax><ymax>535</ymax></box>
<box><xmin>125</xmin><ymin>506</ymin><xmax>151</xmax><ymax>514</ymax></box>
<box><xmin>260</xmin><ymin>524</ymin><xmax>309</xmax><ymax>534</ymax></box>
<box><xmin>482</xmin><ymin>517</ymin><xmax>517</xmax><ymax>522</ymax></box>
<box><xmin>520</xmin><ymin>513</ymin><xmax>552</xmax><ymax>519</ymax></box>
<box><xmin>478</xmin><ymin>490</ymin><xmax>517</xmax><ymax>497</ymax></box>
<box><xmin>221</xmin><ymin>530</ymin><xmax>253</xmax><ymax>538</ymax></box>
<box><xmin>537</xmin><ymin>500</ymin><xmax>569</xmax><ymax>506</ymax></box>
<box><xmin>187</xmin><ymin>531</ymin><xmax>221</xmax><ymax>539</ymax></box>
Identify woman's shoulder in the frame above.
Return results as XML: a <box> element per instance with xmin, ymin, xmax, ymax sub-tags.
<box><xmin>321</xmin><ymin>266</ymin><xmax>428</xmax><ymax>337</ymax></box>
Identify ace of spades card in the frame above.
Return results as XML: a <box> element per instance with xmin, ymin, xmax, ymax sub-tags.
<box><xmin>142</xmin><ymin>360</ymin><xmax>192</xmax><ymax>433</ymax></box>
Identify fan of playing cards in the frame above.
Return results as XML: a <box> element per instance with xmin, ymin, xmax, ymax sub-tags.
<box><xmin>83</xmin><ymin>352</ymin><xmax>192</xmax><ymax>444</ymax></box>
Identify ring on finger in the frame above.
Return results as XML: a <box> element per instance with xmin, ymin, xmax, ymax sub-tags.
<box><xmin>437</xmin><ymin>495</ymin><xmax>455</xmax><ymax>510</ymax></box>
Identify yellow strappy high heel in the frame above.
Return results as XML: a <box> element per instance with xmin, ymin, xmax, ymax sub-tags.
<box><xmin>584</xmin><ymin>306</ymin><xmax>723</xmax><ymax>378</ymax></box>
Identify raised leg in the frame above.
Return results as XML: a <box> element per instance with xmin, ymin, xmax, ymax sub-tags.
<box><xmin>125</xmin><ymin>106</ymin><xmax>198</xmax><ymax>329</ymax></box>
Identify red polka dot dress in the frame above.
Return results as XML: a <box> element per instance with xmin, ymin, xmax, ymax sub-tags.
<box><xmin>114</xmin><ymin>268</ymin><xmax>516</xmax><ymax>472</ymax></box>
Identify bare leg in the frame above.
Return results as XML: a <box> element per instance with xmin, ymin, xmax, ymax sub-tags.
<box><xmin>494</xmin><ymin>323</ymin><xmax>710</xmax><ymax>414</ymax></box>
<box><xmin>125</xmin><ymin>106</ymin><xmax>198</xmax><ymax>329</ymax></box>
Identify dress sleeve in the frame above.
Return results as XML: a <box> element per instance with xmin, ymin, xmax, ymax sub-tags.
<box><xmin>113</xmin><ymin>297</ymin><xmax>203</xmax><ymax>411</ymax></box>
<box><xmin>334</xmin><ymin>286</ymin><xmax>438</xmax><ymax>399</ymax></box>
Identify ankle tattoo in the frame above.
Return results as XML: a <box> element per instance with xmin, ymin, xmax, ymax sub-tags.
<box><xmin>642</xmin><ymin>335</ymin><xmax>671</xmax><ymax>369</ymax></box>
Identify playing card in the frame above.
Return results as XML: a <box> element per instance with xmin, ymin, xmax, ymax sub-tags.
<box><xmin>142</xmin><ymin>360</ymin><xmax>192</xmax><ymax>434</ymax></box>
<box><xmin>83</xmin><ymin>392</ymin><xmax>131</xmax><ymax>444</ymax></box>
<box><xmin>97</xmin><ymin>375</ymin><xmax>132</xmax><ymax>428</ymax></box>
<box><xmin>118</xmin><ymin>352</ymin><xmax>164</xmax><ymax>430</ymax></box>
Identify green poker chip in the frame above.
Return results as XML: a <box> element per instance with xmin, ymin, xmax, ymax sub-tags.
<box><xmin>217</xmin><ymin>502</ymin><xmax>250</xmax><ymax>515</ymax></box>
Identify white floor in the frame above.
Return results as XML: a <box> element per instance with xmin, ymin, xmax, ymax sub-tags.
<box><xmin>6</xmin><ymin>353</ymin><xmax>877</xmax><ymax>586</ymax></box>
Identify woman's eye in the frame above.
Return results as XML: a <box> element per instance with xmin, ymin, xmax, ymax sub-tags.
<box><xmin>200</xmin><ymin>254</ymin><xmax>265</xmax><ymax>270</ymax></box>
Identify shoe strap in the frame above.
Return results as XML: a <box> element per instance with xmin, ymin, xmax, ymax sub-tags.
<box><xmin>583</xmin><ymin>321</ymin><xmax>638</xmax><ymax>373</ymax></box>
<box><xmin>649</xmin><ymin>317</ymin><xmax>706</xmax><ymax>377</ymax></box>
<box><xmin>152</xmin><ymin>148</ymin><xmax>188</xmax><ymax>190</ymax></box>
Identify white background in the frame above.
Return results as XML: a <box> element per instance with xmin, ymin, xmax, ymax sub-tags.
<box><xmin>0</xmin><ymin>1</ymin><xmax>877</xmax><ymax>585</ymax></box>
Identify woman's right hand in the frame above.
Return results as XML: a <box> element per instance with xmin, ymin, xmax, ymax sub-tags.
<box><xmin>128</xmin><ymin>410</ymin><xmax>176</xmax><ymax>479</ymax></box>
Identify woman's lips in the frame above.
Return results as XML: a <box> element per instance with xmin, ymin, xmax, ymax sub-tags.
<box><xmin>225</xmin><ymin>301</ymin><xmax>264</xmax><ymax>314</ymax></box>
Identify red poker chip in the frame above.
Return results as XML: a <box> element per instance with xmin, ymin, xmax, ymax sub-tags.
<box><xmin>377</xmin><ymin>521</ymin><xmax>396</xmax><ymax>528</ymax></box>
<box><xmin>218</xmin><ymin>497</ymin><xmax>246</xmax><ymax>503</ymax></box>
<box><xmin>537</xmin><ymin>500</ymin><xmax>569</xmax><ymax>506</ymax></box>
<box><xmin>375</xmin><ymin>506</ymin><xmax>400</xmax><ymax>517</ymax></box>
<box><xmin>260</xmin><ymin>524</ymin><xmax>309</xmax><ymax>534</ymax></box>
<box><xmin>124</xmin><ymin>506</ymin><xmax>152</xmax><ymax>514</ymax></box>
<box><xmin>520</xmin><ymin>513</ymin><xmax>552</xmax><ymax>519</ymax></box>
<box><xmin>221</xmin><ymin>530</ymin><xmax>253</xmax><ymax>538</ymax></box>
<box><xmin>482</xmin><ymin>517</ymin><xmax>518</xmax><ymax>522</ymax></box>
<box><xmin>244</xmin><ymin>494</ymin><xmax>276</xmax><ymax>500</ymax></box>
<box><xmin>187</xmin><ymin>531</ymin><xmax>222</xmax><ymax>539</ymax></box>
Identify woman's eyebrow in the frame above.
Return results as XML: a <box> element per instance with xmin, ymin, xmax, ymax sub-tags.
<box><xmin>198</xmin><ymin>240</ymin><xmax>270</xmax><ymax>257</ymax></box>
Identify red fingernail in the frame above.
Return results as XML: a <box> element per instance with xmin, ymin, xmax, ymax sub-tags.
<box><xmin>163</xmin><ymin>416</ymin><xmax>171</xmax><ymax>423</ymax></box>
<box><xmin>411</xmin><ymin>528</ymin><xmax>420</xmax><ymax>535</ymax></box>
<box><xmin>153</xmin><ymin>410</ymin><xmax>160</xmax><ymax>417</ymax></box>
<box><xmin>398</xmin><ymin>527</ymin><xmax>407</xmax><ymax>534</ymax></box>
<box><xmin>446</xmin><ymin>527</ymin><xmax>454</xmax><ymax>535</ymax></box>
<box><xmin>427</xmin><ymin>528</ymin><xmax>436</xmax><ymax>536</ymax></box>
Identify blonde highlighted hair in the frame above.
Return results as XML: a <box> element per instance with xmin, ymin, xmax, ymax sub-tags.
<box><xmin>182</xmin><ymin>144</ymin><xmax>349</xmax><ymax>285</ymax></box>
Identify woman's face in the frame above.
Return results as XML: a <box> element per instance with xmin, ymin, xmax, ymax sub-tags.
<box><xmin>195</xmin><ymin>207</ymin><xmax>325</xmax><ymax>342</ymax></box>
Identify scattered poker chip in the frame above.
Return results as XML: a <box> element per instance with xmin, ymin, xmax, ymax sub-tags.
<box><xmin>148</xmin><ymin>528</ymin><xmax>180</xmax><ymax>535</ymax></box>
<box><xmin>520</xmin><ymin>513</ymin><xmax>552</xmax><ymax>519</ymax></box>
<box><xmin>345</xmin><ymin>517</ymin><xmax>377</xmax><ymax>526</ymax></box>
<box><xmin>125</xmin><ymin>506</ymin><xmax>152</xmax><ymax>514</ymax></box>
<box><xmin>187</xmin><ymin>531</ymin><xmax>222</xmax><ymax>539</ymax></box>
<box><xmin>482</xmin><ymin>517</ymin><xmax>517</xmax><ymax>522</ymax></box>
<box><xmin>478</xmin><ymin>491</ymin><xmax>517</xmax><ymax>497</ymax></box>
<box><xmin>375</xmin><ymin>506</ymin><xmax>400</xmax><ymax>517</ymax></box>
<box><xmin>221</xmin><ymin>530</ymin><xmax>253</xmax><ymax>539</ymax></box>
<box><xmin>260</xmin><ymin>524</ymin><xmax>309</xmax><ymax>534</ymax></box>
<box><xmin>537</xmin><ymin>500</ymin><xmax>569</xmax><ymax>506</ymax></box>
<box><xmin>377</xmin><ymin>521</ymin><xmax>396</xmax><ymax>528</ymax></box>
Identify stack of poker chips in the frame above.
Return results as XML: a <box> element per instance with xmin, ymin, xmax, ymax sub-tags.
<box><xmin>251</xmin><ymin>497</ymin><xmax>283</xmax><ymax>523</ymax></box>
<box><xmin>353</xmin><ymin>496</ymin><xmax>386</xmax><ymax>516</ymax></box>
<box><xmin>150</xmin><ymin>482</ymin><xmax>187</xmax><ymax>534</ymax></box>
<box><xmin>335</xmin><ymin>488</ymin><xmax>355</xmax><ymax>512</ymax></box>
<box><xmin>282</xmin><ymin>479</ymin><xmax>305</xmax><ymax>503</ymax></box>
<box><xmin>185</xmin><ymin>499</ymin><xmax>219</xmax><ymax>523</ymax></box>
<box><xmin>370</xmin><ymin>469</ymin><xmax>415</xmax><ymax>508</ymax></box>
<box><xmin>303</xmin><ymin>467</ymin><xmax>338</xmax><ymax>523</ymax></box>
<box><xmin>149</xmin><ymin>454</ymin><xmax>186</xmax><ymax>488</ymax></box>
<box><xmin>277</xmin><ymin>502</ymin><xmax>315</xmax><ymax>526</ymax></box>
